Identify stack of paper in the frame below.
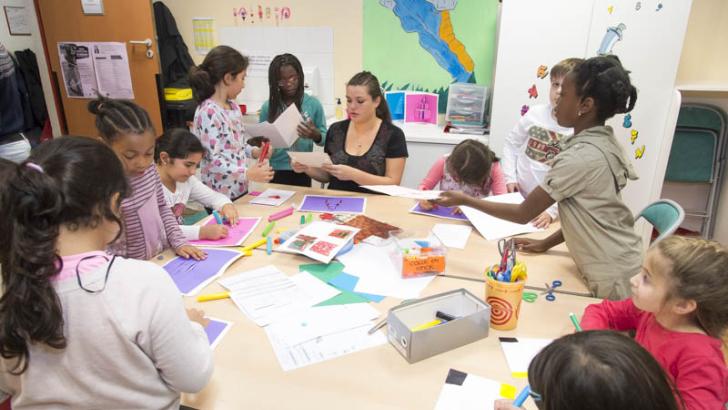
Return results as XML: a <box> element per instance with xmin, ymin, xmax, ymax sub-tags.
<box><xmin>460</xmin><ymin>192</ymin><xmax>543</xmax><ymax>240</ymax></box>
<box><xmin>218</xmin><ymin>265</ymin><xmax>340</xmax><ymax>326</ymax></box>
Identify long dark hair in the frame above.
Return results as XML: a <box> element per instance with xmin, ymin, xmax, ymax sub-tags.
<box><xmin>570</xmin><ymin>55</ymin><xmax>637</xmax><ymax>121</ymax></box>
<box><xmin>446</xmin><ymin>139</ymin><xmax>499</xmax><ymax>187</ymax></box>
<box><xmin>189</xmin><ymin>45</ymin><xmax>249</xmax><ymax>102</ymax></box>
<box><xmin>528</xmin><ymin>330</ymin><xmax>682</xmax><ymax>410</ymax></box>
<box><xmin>0</xmin><ymin>136</ymin><xmax>129</xmax><ymax>374</ymax></box>
<box><xmin>267</xmin><ymin>53</ymin><xmax>305</xmax><ymax>122</ymax></box>
<box><xmin>347</xmin><ymin>71</ymin><xmax>391</xmax><ymax>123</ymax></box>
<box><xmin>88</xmin><ymin>96</ymin><xmax>155</xmax><ymax>143</ymax></box>
<box><xmin>155</xmin><ymin>128</ymin><xmax>205</xmax><ymax>163</ymax></box>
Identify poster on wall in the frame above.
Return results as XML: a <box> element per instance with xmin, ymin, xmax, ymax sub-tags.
<box><xmin>363</xmin><ymin>0</ymin><xmax>498</xmax><ymax>113</ymax></box>
<box><xmin>3</xmin><ymin>6</ymin><xmax>31</xmax><ymax>35</ymax></box>
<box><xmin>192</xmin><ymin>18</ymin><xmax>215</xmax><ymax>55</ymax></box>
<box><xmin>58</xmin><ymin>42</ymin><xmax>98</xmax><ymax>98</ymax></box>
<box><xmin>91</xmin><ymin>42</ymin><xmax>134</xmax><ymax>99</ymax></box>
<box><xmin>58</xmin><ymin>42</ymin><xmax>134</xmax><ymax>99</ymax></box>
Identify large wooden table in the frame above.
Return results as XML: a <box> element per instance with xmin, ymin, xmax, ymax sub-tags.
<box><xmin>156</xmin><ymin>184</ymin><xmax>597</xmax><ymax>410</ymax></box>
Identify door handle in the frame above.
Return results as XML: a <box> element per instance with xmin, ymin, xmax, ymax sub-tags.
<box><xmin>128</xmin><ymin>38</ymin><xmax>154</xmax><ymax>58</ymax></box>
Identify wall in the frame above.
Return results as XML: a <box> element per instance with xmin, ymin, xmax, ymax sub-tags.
<box><xmin>0</xmin><ymin>0</ymin><xmax>61</xmax><ymax>136</ymax></box>
<box><xmin>675</xmin><ymin>0</ymin><xmax>728</xmax><ymax>245</ymax></box>
<box><xmin>161</xmin><ymin>0</ymin><xmax>362</xmax><ymax>112</ymax></box>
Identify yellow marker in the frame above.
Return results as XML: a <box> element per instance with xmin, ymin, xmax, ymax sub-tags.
<box><xmin>240</xmin><ymin>238</ymin><xmax>267</xmax><ymax>253</ymax></box>
<box><xmin>410</xmin><ymin>319</ymin><xmax>442</xmax><ymax>332</ymax></box>
<box><xmin>196</xmin><ymin>292</ymin><xmax>230</xmax><ymax>302</ymax></box>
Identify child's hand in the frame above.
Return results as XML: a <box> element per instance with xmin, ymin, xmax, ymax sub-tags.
<box><xmin>176</xmin><ymin>244</ymin><xmax>207</xmax><ymax>260</ymax></box>
<box><xmin>200</xmin><ymin>224</ymin><xmax>229</xmax><ymax>240</ymax></box>
<box><xmin>531</xmin><ymin>211</ymin><xmax>553</xmax><ymax>229</ymax></box>
<box><xmin>514</xmin><ymin>237</ymin><xmax>549</xmax><ymax>253</ymax></box>
<box><xmin>418</xmin><ymin>200</ymin><xmax>435</xmax><ymax>210</ymax></box>
<box><xmin>494</xmin><ymin>399</ymin><xmax>523</xmax><ymax>410</ymax></box>
<box><xmin>220</xmin><ymin>203</ymin><xmax>239</xmax><ymax>225</ymax></box>
<box><xmin>186</xmin><ymin>308</ymin><xmax>210</xmax><ymax>327</ymax></box>
<box><xmin>291</xmin><ymin>160</ymin><xmax>309</xmax><ymax>173</ymax></box>
<box><xmin>432</xmin><ymin>191</ymin><xmax>471</xmax><ymax>207</ymax></box>
<box><xmin>248</xmin><ymin>162</ymin><xmax>274</xmax><ymax>182</ymax></box>
<box><xmin>297</xmin><ymin>119</ymin><xmax>321</xmax><ymax>141</ymax></box>
<box><xmin>506</xmin><ymin>183</ymin><xmax>519</xmax><ymax>193</ymax></box>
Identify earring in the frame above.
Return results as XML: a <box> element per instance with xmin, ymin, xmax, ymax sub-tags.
<box><xmin>577</xmin><ymin>110</ymin><xmax>583</xmax><ymax>117</ymax></box>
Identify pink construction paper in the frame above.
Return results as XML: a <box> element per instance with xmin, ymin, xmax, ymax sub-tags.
<box><xmin>189</xmin><ymin>217</ymin><xmax>260</xmax><ymax>246</ymax></box>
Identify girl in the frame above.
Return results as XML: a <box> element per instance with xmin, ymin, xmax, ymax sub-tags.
<box><xmin>259</xmin><ymin>53</ymin><xmax>327</xmax><ymax>187</ymax></box>
<box><xmin>189</xmin><ymin>45</ymin><xmax>273</xmax><ymax>200</ymax></box>
<box><xmin>580</xmin><ymin>236</ymin><xmax>728</xmax><ymax>409</ymax></box>
<box><xmin>495</xmin><ymin>330</ymin><xmax>682</xmax><ymax>410</ymax></box>
<box><xmin>156</xmin><ymin>128</ymin><xmax>239</xmax><ymax>241</ymax></box>
<box><xmin>292</xmin><ymin>71</ymin><xmax>408</xmax><ymax>193</ymax></box>
<box><xmin>0</xmin><ymin>137</ymin><xmax>213</xmax><ymax>409</ymax></box>
<box><xmin>418</xmin><ymin>139</ymin><xmax>506</xmax><ymax>211</ymax></box>
<box><xmin>88</xmin><ymin>97</ymin><xmax>205</xmax><ymax>261</ymax></box>
<box><xmin>435</xmin><ymin>56</ymin><xmax>641</xmax><ymax>300</ymax></box>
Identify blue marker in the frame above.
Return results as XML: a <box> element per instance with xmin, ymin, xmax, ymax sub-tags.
<box><xmin>212</xmin><ymin>210</ymin><xmax>224</xmax><ymax>225</ymax></box>
<box><xmin>513</xmin><ymin>385</ymin><xmax>531</xmax><ymax>407</ymax></box>
<box><xmin>266</xmin><ymin>235</ymin><xmax>273</xmax><ymax>255</ymax></box>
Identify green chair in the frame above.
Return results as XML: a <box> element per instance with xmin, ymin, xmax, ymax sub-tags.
<box><xmin>635</xmin><ymin>199</ymin><xmax>685</xmax><ymax>243</ymax></box>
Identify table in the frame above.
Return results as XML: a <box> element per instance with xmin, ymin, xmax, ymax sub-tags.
<box><xmin>158</xmin><ymin>184</ymin><xmax>597</xmax><ymax>409</ymax></box>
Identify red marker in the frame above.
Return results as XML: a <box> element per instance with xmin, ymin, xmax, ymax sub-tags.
<box><xmin>258</xmin><ymin>142</ymin><xmax>270</xmax><ymax>164</ymax></box>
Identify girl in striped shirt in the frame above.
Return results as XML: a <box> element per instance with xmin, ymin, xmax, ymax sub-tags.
<box><xmin>89</xmin><ymin>97</ymin><xmax>206</xmax><ymax>261</ymax></box>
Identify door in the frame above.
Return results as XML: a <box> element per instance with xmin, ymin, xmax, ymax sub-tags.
<box><xmin>35</xmin><ymin>0</ymin><xmax>162</xmax><ymax>137</ymax></box>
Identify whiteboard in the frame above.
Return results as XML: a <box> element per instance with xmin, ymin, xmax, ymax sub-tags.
<box><xmin>489</xmin><ymin>0</ymin><xmax>693</xmax><ymax>217</ymax></box>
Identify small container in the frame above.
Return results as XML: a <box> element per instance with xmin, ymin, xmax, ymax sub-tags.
<box><xmin>390</xmin><ymin>234</ymin><xmax>446</xmax><ymax>278</ymax></box>
<box><xmin>335</xmin><ymin>98</ymin><xmax>344</xmax><ymax>120</ymax></box>
<box><xmin>485</xmin><ymin>276</ymin><xmax>525</xmax><ymax>331</ymax></box>
<box><xmin>386</xmin><ymin>289</ymin><xmax>491</xmax><ymax>363</ymax></box>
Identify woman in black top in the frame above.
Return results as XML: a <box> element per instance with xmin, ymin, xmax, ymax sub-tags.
<box><xmin>291</xmin><ymin>71</ymin><xmax>408</xmax><ymax>193</ymax></box>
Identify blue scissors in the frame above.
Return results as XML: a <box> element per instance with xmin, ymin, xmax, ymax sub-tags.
<box><xmin>541</xmin><ymin>280</ymin><xmax>562</xmax><ymax>301</ymax></box>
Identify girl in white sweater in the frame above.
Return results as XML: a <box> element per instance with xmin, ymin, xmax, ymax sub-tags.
<box><xmin>0</xmin><ymin>137</ymin><xmax>213</xmax><ymax>409</ymax></box>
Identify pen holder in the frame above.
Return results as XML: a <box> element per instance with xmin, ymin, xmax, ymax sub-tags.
<box><xmin>485</xmin><ymin>276</ymin><xmax>524</xmax><ymax>330</ymax></box>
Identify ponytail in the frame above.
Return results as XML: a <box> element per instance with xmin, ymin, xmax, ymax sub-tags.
<box><xmin>0</xmin><ymin>137</ymin><xmax>129</xmax><ymax>374</ymax></box>
<box><xmin>189</xmin><ymin>45</ymin><xmax>249</xmax><ymax>103</ymax></box>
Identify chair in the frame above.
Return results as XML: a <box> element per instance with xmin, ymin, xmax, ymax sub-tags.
<box><xmin>635</xmin><ymin>199</ymin><xmax>685</xmax><ymax>243</ymax></box>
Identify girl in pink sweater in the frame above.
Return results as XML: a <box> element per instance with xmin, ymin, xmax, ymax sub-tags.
<box><xmin>418</xmin><ymin>139</ymin><xmax>505</xmax><ymax>211</ymax></box>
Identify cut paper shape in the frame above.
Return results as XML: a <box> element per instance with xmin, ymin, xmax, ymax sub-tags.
<box><xmin>299</xmin><ymin>195</ymin><xmax>366</xmax><ymax>214</ymax></box>
<box><xmin>404</xmin><ymin>92</ymin><xmax>438</xmax><ymax>124</ymax></box>
<box><xmin>386</xmin><ymin>91</ymin><xmax>406</xmax><ymax>121</ymax></box>
<box><xmin>343</xmin><ymin>214</ymin><xmax>401</xmax><ymax>243</ymax></box>
<box><xmin>623</xmin><ymin>113</ymin><xmax>632</xmax><ymax>128</ymax></box>
<box><xmin>499</xmin><ymin>337</ymin><xmax>553</xmax><ymax>378</ymax></box>
<box><xmin>204</xmin><ymin>317</ymin><xmax>232</xmax><ymax>350</ymax></box>
<box><xmin>635</xmin><ymin>144</ymin><xmax>645</xmax><ymax>159</ymax></box>
<box><xmin>536</xmin><ymin>65</ymin><xmax>548</xmax><ymax>79</ymax></box>
<box><xmin>434</xmin><ymin>368</ymin><xmax>517</xmax><ymax>410</ymax></box>
<box><xmin>630</xmin><ymin>129</ymin><xmax>639</xmax><ymax>144</ymax></box>
<box><xmin>162</xmin><ymin>248</ymin><xmax>243</xmax><ymax>295</ymax></box>
<box><xmin>460</xmin><ymin>193</ymin><xmax>542</xmax><ymax>240</ymax></box>
<box><xmin>328</xmin><ymin>272</ymin><xmax>385</xmax><ymax>302</ymax></box>
<box><xmin>299</xmin><ymin>261</ymin><xmax>345</xmax><ymax>282</ymax></box>
<box><xmin>189</xmin><ymin>217</ymin><xmax>260</xmax><ymax>247</ymax></box>
<box><xmin>527</xmin><ymin>84</ymin><xmax>538</xmax><ymax>99</ymax></box>
<box><xmin>410</xmin><ymin>202</ymin><xmax>469</xmax><ymax>222</ymax></box>
<box><xmin>520</xmin><ymin>105</ymin><xmax>529</xmax><ymax>116</ymax></box>
<box><xmin>608</xmin><ymin>5</ymin><xmax>614</xmax><ymax>14</ymax></box>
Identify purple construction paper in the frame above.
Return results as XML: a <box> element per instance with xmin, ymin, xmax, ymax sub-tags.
<box><xmin>162</xmin><ymin>248</ymin><xmax>241</xmax><ymax>294</ymax></box>
<box><xmin>190</xmin><ymin>217</ymin><xmax>260</xmax><ymax>246</ymax></box>
<box><xmin>205</xmin><ymin>319</ymin><xmax>229</xmax><ymax>346</ymax></box>
<box><xmin>410</xmin><ymin>203</ymin><xmax>469</xmax><ymax>221</ymax></box>
<box><xmin>299</xmin><ymin>195</ymin><xmax>366</xmax><ymax>214</ymax></box>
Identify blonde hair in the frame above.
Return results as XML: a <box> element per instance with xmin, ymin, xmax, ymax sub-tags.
<box><xmin>657</xmin><ymin>236</ymin><xmax>728</xmax><ymax>338</ymax></box>
<box><xmin>550</xmin><ymin>57</ymin><xmax>583</xmax><ymax>79</ymax></box>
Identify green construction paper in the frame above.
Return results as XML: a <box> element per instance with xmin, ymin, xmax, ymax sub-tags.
<box><xmin>315</xmin><ymin>290</ymin><xmax>370</xmax><ymax>306</ymax></box>
<box><xmin>299</xmin><ymin>261</ymin><xmax>345</xmax><ymax>283</ymax></box>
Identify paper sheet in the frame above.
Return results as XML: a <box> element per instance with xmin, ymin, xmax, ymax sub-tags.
<box><xmin>4</xmin><ymin>6</ymin><xmax>30</xmax><ymax>35</ymax></box>
<box><xmin>189</xmin><ymin>216</ymin><xmax>260</xmax><ymax>247</ymax></box>
<box><xmin>434</xmin><ymin>368</ymin><xmax>516</xmax><ymax>410</ymax></box>
<box><xmin>92</xmin><ymin>42</ymin><xmax>134</xmax><ymax>99</ymax></box>
<box><xmin>409</xmin><ymin>203</ymin><xmax>469</xmax><ymax>221</ymax></box>
<box><xmin>162</xmin><ymin>248</ymin><xmax>243</xmax><ymax>296</ymax></box>
<box><xmin>204</xmin><ymin>317</ymin><xmax>232</xmax><ymax>350</ymax></box>
<box><xmin>432</xmin><ymin>224</ymin><xmax>472</xmax><ymax>249</ymax></box>
<box><xmin>460</xmin><ymin>193</ymin><xmax>543</xmax><ymax>241</ymax></box>
<box><xmin>499</xmin><ymin>337</ymin><xmax>553</xmax><ymax>378</ymax></box>
<box><xmin>276</xmin><ymin>221</ymin><xmax>359</xmax><ymax>264</ymax></box>
<box><xmin>336</xmin><ymin>243</ymin><xmax>436</xmax><ymax>299</ymax></box>
<box><xmin>287</xmin><ymin>151</ymin><xmax>333</xmax><ymax>168</ymax></box>
<box><xmin>361</xmin><ymin>185</ymin><xmax>442</xmax><ymax>200</ymax></box>
<box><xmin>249</xmin><ymin>188</ymin><xmax>296</xmax><ymax>206</ymax></box>
<box><xmin>58</xmin><ymin>42</ymin><xmax>98</xmax><ymax>98</ymax></box>
<box><xmin>218</xmin><ymin>266</ymin><xmax>340</xmax><ymax>326</ymax></box>
<box><xmin>245</xmin><ymin>103</ymin><xmax>303</xmax><ymax>148</ymax></box>
<box><xmin>299</xmin><ymin>195</ymin><xmax>366</xmax><ymax>214</ymax></box>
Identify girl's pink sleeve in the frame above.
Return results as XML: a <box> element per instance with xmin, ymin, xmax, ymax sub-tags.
<box><xmin>419</xmin><ymin>156</ymin><xmax>446</xmax><ymax>190</ymax></box>
<box><xmin>489</xmin><ymin>162</ymin><xmax>507</xmax><ymax>195</ymax></box>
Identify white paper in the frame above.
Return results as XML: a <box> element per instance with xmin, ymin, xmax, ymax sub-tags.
<box><xmin>277</xmin><ymin>221</ymin><xmax>359</xmax><ymax>264</ymax></box>
<box><xmin>4</xmin><ymin>6</ymin><xmax>30</xmax><ymax>35</ymax></box>
<box><xmin>245</xmin><ymin>103</ymin><xmax>303</xmax><ymax>148</ymax></box>
<box><xmin>432</xmin><ymin>224</ymin><xmax>472</xmax><ymax>249</ymax></box>
<box><xmin>58</xmin><ymin>42</ymin><xmax>98</xmax><ymax>98</ymax></box>
<box><xmin>92</xmin><ymin>42</ymin><xmax>134</xmax><ymax>99</ymax></box>
<box><xmin>80</xmin><ymin>0</ymin><xmax>104</xmax><ymax>15</ymax></box>
<box><xmin>265</xmin><ymin>322</ymin><xmax>387</xmax><ymax>371</ymax></box>
<box><xmin>361</xmin><ymin>185</ymin><xmax>442</xmax><ymax>200</ymax></box>
<box><xmin>249</xmin><ymin>188</ymin><xmax>296</xmax><ymax>206</ymax></box>
<box><xmin>287</xmin><ymin>151</ymin><xmax>333</xmax><ymax>168</ymax></box>
<box><xmin>499</xmin><ymin>337</ymin><xmax>553</xmax><ymax>377</ymax></box>
<box><xmin>460</xmin><ymin>192</ymin><xmax>543</xmax><ymax>241</ymax></box>
<box><xmin>218</xmin><ymin>266</ymin><xmax>340</xmax><ymax>326</ymax></box>
<box><xmin>336</xmin><ymin>243</ymin><xmax>436</xmax><ymax>299</ymax></box>
<box><xmin>435</xmin><ymin>369</ymin><xmax>513</xmax><ymax>410</ymax></box>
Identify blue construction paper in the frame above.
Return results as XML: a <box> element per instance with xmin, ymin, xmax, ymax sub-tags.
<box><xmin>328</xmin><ymin>272</ymin><xmax>385</xmax><ymax>303</ymax></box>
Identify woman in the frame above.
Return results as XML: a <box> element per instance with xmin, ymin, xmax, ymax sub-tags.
<box><xmin>292</xmin><ymin>71</ymin><xmax>408</xmax><ymax>192</ymax></box>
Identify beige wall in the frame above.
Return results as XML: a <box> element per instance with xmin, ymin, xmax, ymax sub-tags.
<box><xmin>1</xmin><ymin>0</ymin><xmax>62</xmax><ymax>136</ymax></box>
<box><xmin>162</xmin><ymin>0</ymin><xmax>362</xmax><ymax>104</ymax></box>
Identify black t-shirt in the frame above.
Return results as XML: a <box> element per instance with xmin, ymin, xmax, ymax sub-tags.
<box><xmin>324</xmin><ymin>119</ymin><xmax>408</xmax><ymax>193</ymax></box>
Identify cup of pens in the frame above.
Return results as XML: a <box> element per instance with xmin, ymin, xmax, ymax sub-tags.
<box><xmin>485</xmin><ymin>238</ymin><xmax>527</xmax><ymax>330</ymax></box>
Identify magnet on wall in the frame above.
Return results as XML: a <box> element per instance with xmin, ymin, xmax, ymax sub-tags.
<box><xmin>281</xmin><ymin>7</ymin><xmax>291</xmax><ymax>19</ymax></box>
<box><xmin>630</xmin><ymin>129</ymin><xmax>639</xmax><ymax>144</ymax></box>
<box><xmin>656</xmin><ymin>3</ymin><xmax>663</xmax><ymax>11</ymax></box>
<box><xmin>623</xmin><ymin>113</ymin><xmax>632</xmax><ymax>128</ymax></box>
<box><xmin>258</xmin><ymin>5</ymin><xmax>263</xmax><ymax>19</ymax></box>
<box><xmin>521</xmin><ymin>105</ymin><xmax>530</xmax><ymax>116</ymax></box>
<box><xmin>528</xmin><ymin>85</ymin><xmax>538</xmax><ymax>99</ymax></box>
<box><xmin>635</xmin><ymin>2</ymin><xmax>641</xmax><ymax>11</ymax></box>
<box><xmin>265</xmin><ymin>6</ymin><xmax>271</xmax><ymax>19</ymax></box>
<box><xmin>536</xmin><ymin>65</ymin><xmax>548</xmax><ymax>79</ymax></box>
<box><xmin>608</xmin><ymin>5</ymin><xmax>614</xmax><ymax>14</ymax></box>
<box><xmin>634</xmin><ymin>144</ymin><xmax>645</xmax><ymax>159</ymax></box>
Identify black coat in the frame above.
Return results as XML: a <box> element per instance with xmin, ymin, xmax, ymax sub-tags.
<box><xmin>154</xmin><ymin>1</ymin><xmax>194</xmax><ymax>88</ymax></box>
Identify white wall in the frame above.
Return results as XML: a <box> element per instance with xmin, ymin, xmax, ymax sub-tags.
<box><xmin>1</xmin><ymin>0</ymin><xmax>61</xmax><ymax>136</ymax></box>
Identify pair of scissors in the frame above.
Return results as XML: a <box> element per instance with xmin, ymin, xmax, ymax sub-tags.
<box><xmin>541</xmin><ymin>280</ymin><xmax>563</xmax><ymax>301</ymax></box>
<box><xmin>522</xmin><ymin>291</ymin><xmax>538</xmax><ymax>303</ymax></box>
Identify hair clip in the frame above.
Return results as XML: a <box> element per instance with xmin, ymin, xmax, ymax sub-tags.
<box><xmin>25</xmin><ymin>162</ymin><xmax>44</xmax><ymax>173</ymax></box>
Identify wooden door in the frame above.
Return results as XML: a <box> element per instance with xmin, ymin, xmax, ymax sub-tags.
<box><xmin>35</xmin><ymin>0</ymin><xmax>162</xmax><ymax>137</ymax></box>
